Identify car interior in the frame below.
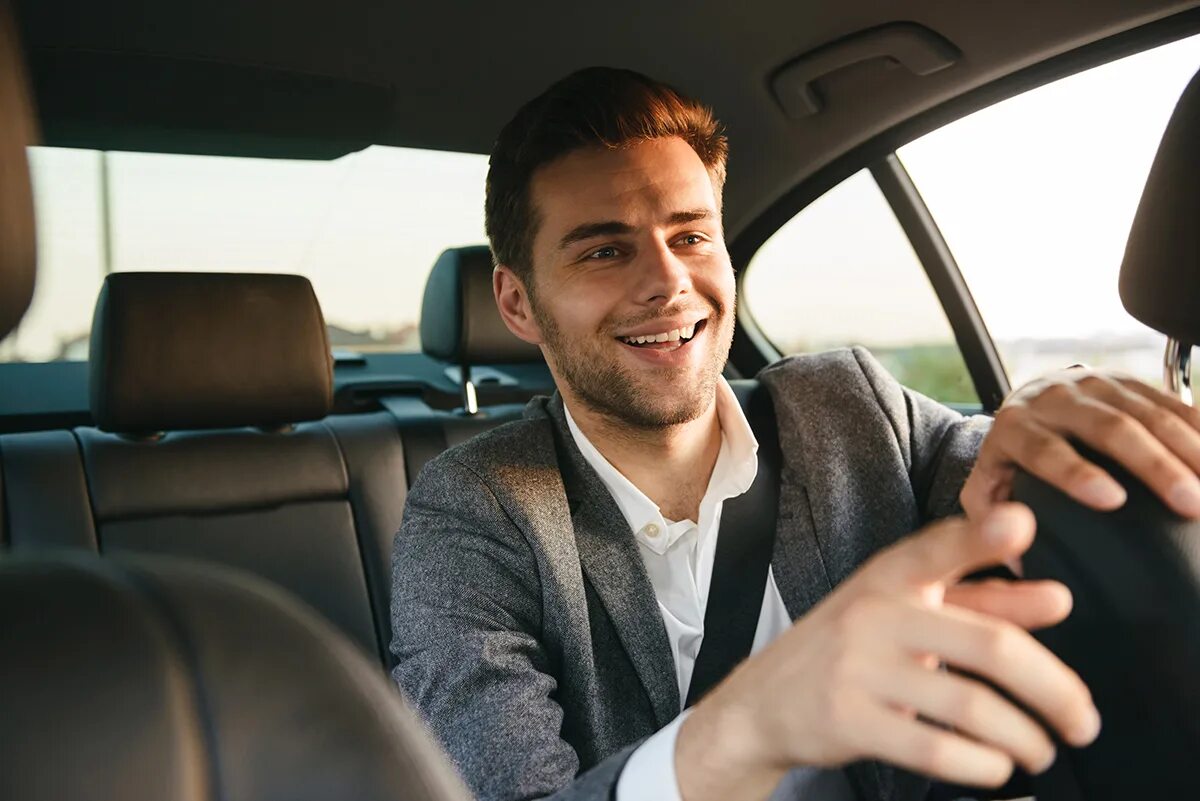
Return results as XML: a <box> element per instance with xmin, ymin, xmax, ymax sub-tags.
<box><xmin>2</xmin><ymin>0</ymin><xmax>1200</xmax><ymax>798</ymax></box>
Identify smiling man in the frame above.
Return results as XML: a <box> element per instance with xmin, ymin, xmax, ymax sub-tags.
<box><xmin>390</xmin><ymin>68</ymin><xmax>1200</xmax><ymax>801</ymax></box>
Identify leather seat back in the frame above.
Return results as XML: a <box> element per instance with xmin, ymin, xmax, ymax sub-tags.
<box><xmin>3</xmin><ymin>273</ymin><xmax>405</xmax><ymax>664</ymax></box>
<box><xmin>0</xmin><ymin>553</ymin><xmax>471</xmax><ymax>801</ymax></box>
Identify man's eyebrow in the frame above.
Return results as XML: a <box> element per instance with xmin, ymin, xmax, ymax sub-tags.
<box><xmin>555</xmin><ymin>210</ymin><xmax>716</xmax><ymax>252</ymax></box>
<box><xmin>557</xmin><ymin>221</ymin><xmax>634</xmax><ymax>251</ymax></box>
<box><xmin>667</xmin><ymin>208</ymin><xmax>714</xmax><ymax>225</ymax></box>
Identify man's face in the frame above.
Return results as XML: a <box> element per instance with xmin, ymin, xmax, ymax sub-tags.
<box><xmin>523</xmin><ymin>136</ymin><xmax>735</xmax><ymax>429</ymax></box>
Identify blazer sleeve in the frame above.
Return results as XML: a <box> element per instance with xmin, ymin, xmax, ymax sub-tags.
<box><xmin>390</xmin><ymin>453</ymin><xmax>638</xmax><ymax>801</ymax></box>
<box><xmin>849</xmin><ymin>346</ymin><xmax>992</xmax><ymax>522</ymax></box>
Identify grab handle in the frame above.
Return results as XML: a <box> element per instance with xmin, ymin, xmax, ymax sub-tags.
<box><xmin>771</xmin><ymin>23</ymin><xmax>960</xmax><ymax>118</ymax></box>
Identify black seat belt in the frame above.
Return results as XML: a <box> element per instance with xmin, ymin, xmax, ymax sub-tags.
<box><xmin>685</xmin><ymin>383</ymin><xmax>781</xmax><ymax>708</ymax></box>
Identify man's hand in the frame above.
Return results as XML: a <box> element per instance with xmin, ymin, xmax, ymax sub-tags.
<box><xmin>675</xmin><ymin>505</ymin><xmax>1099</xmax><ymax>801</ymax></box>
<box><xmin>961</xmin><ymin>368</ymin><xmax>1200</xmax><ymax>520</ymax></box>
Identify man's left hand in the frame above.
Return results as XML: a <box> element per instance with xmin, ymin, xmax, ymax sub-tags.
<box><xmin>961</xmin><ymin>368</ymin><xmax>1200</xmax><ymax>520</ymax></box>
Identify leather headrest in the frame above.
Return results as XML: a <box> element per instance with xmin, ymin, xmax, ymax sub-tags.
<box><xmin>0</xmin><ymin>0</ymin><xmax>37</xmax><ymax>339</ymax></box>
<box><xmin>0</xmin><ymin>553</ymin><xmax>471</xmax><ymax>801</ymax></box>
<box><xmin>420</xmin><ymin>245</ymin><xmax>542</xmax><ymax>364</ymax></box>
<box><xmin>90</xmin><ymin>272</ymin><xmax>333</xmax><ymax>432</ymax></box>
<box><xmin>1119</xmin><ymin>67</ymin><xmax>1200</xmax><ymax>344</ymax></box>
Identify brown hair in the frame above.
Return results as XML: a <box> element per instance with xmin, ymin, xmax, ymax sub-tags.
<box><xmin>485</xmin><ymin>67</ymin><xmax>728</xmax><ymax>287</ymax></box>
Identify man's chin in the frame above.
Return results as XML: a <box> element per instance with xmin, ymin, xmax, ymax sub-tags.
<box><xmin>580</xmin><ymin>373</ymin><xmax>716</xmax><ymax>430</ymax></box>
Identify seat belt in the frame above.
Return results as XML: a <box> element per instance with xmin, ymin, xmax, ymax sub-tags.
<box><xmin>685</xmin><ymin>383</ymin><xmax>781</xmax><ymax>708</ymax></box>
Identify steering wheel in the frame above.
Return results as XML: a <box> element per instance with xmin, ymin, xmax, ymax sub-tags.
<box><xmin>1013</xmin><ymin>444</ymin><xmax>1200</xmax><ymax>799</ymax></box>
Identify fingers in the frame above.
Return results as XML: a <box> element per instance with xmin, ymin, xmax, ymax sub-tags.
<box><xmin>892</xmin><ymin>602</ymin><xmax>1100</xmax><ymax>748</ymax></box>
<box><xmin>854</xmin><ymin>703</ymin><xmax>1015</xmax><ymax>788</ymax></box>
<box><xmin>867</xmin><ymin>660</ymin><xmax>1056</xmax><ymax>774</ymax></box>
<box><xmin>993</xmin><ymin>383</ymin><xmax>1200</xmax><ymax>517</ymax></box>
<box><xmin>984</xmin><ymin>406</ymin><xmax>1127</xmax><ymax>510</ymax></box>
<box><xmin>944</xmin><ymin>579</ymin><xmax>1072</xmax><ymax>630</ymax></box>
<box><xmin>1120</xmin><ymin>377</ymin><xmax>1200</xmax><ymax>434</ymax></box>
<box><xmin>872</xmin><ymin>504</ymin><xmax>1036</xmax><ymax>587</ymax></box>
<box><xmin>959</xmin><ymin>461</ymin><xmax>1016</xmax><ymax>521</ymax></box>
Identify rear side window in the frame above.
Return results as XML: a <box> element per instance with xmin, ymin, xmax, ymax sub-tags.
<box><xmin>0</xmin><ymin>145</ymin><xmax>490</xmax><ymax>363</ymax></box>
<box><xmin>743</xmin><ymin>169</ymin><xmax>977</xmax><ymax>405</ymax></box>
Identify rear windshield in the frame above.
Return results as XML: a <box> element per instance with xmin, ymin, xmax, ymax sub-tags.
<box><xmin>1</xmin><ymin>145</ymin><xmax>490</xmax><ymax>363</ymax></box>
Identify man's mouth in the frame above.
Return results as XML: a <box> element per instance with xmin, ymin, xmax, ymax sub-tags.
<box><xmin>616</xmin><ymin>319</ymin><xmax>708</xmax><ymax>351</ymax></box>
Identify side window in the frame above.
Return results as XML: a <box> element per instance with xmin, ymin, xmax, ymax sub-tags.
<box><xmin>743</xmin><ymin>169</ymin><xmax>978</xmax><ymax>405</ymax></box>
<box><xmin>899</xmin><ymin>32</ymin><xmax>1200</xmax><ymax>389</ymax></box>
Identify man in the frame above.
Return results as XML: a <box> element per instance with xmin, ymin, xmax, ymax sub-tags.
<box><xmin>391</xmin><ymin>68</ymin><xmax>1200</xmax><ymax>801</ymax></box>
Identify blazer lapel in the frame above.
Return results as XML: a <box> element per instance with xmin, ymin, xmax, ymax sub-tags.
<box><xmin>540</xmin><ymin>394</ymin><xmax>682</xmax><ymax>728</ymax></box>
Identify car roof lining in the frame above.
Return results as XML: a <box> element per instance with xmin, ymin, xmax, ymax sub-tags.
<box><xmin>15</xmin><ymin>0</ymin><xmax>1200</xmax><ymax>242</ymax></box>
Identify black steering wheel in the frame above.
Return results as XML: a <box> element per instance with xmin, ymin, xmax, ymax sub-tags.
<box><xmin>1012</xmin><ymin>444</ymin><xmax>1200</xmax><ymax>799</ymax></box>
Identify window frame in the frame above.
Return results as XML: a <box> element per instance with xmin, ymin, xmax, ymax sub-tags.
<box><xmin>728</xmin><ymin>8</ymin><xmax>1200</xmax><ymax>412</ymax></box>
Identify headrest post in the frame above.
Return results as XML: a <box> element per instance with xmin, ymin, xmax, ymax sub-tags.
<box><xmin>460</xmin><ymin>361</ymin><xmax>479</xmax><ymax>416</ymax></box>
<box><xmin>1164</xmin><ymin>339</ymin><xmax>1193</xmax><ymax>406</ymax></box>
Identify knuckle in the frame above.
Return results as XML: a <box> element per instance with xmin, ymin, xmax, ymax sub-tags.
<box><xmin>1146</xmin><ymin>407</ymin><xmax>1185</xmax><ymax>437</ymax></box>
<box><xmin>1146</xmin><ymin>452</ymin><xmax>1180</xmax><ymax>480</ymax></box>
<box><xmin>979</xmin><ymin>623</ymin><xmax>1021</xmax><ymax>664</ymax></box>
<box><xmin>1040</xmin><ymin>382</ymin><xmax>1077</xmax><ymax>403</ymax></box>
<box><xmin>1025</xmin><ymin>436</ymin><xmax>1065</xmax><ymax>472</ymax></box>
<box><xmin>951</xmin><ymin>687</ymin><xmax>989</xmax><ymax>730</ymax></box>
<box><xmin>1063</xmin><ymin>459</ymin><xmax>1099</xmax><ymax>485</ymax></box>
<box><xmin>993</xmin><ymin>405</ymin><xmax>1027</xmax><ymax>430</ymax></box>
<box><xmin>1076</xmin><ymin>374</ymin><xmax>1114</xmax><ymax>395</ymax></box>
<box><xmin>1095</xmin><ymin>412</ymin><xmax>1137</xmax><ymax>442</ymax></box>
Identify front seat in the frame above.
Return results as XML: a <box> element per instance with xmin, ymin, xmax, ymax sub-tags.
<box><xmin>0</xmin><ymin>4</ymin><xmax>468</xmax><ymax>799</ymax></box>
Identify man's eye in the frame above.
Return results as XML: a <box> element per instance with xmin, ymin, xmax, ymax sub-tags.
<box><xmin>586</xmin><ymin>246</ymin><xmax>620</xmax><ymax>260</ymax></box>
<box><xmin>678</xmin><ymin>233</ymin><xmax>705</xmax><ymax>246</ymax></box>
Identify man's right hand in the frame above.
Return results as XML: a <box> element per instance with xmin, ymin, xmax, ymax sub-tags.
<box><xmin>675</xmin><ymin>503</ymin><xmax>1101</xmax><ymax>801</ymax></box>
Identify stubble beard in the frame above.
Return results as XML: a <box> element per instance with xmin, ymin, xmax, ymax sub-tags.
<box><xmin>533</xmin><ymin>299</ymin><xmax>733</xmax><ymax>431</ymax></box>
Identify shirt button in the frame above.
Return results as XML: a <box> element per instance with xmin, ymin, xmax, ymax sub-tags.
<box><xmin>642</xmin><ymin>523</ymin><xmax>660</xmax><ymax>538</ymax></box>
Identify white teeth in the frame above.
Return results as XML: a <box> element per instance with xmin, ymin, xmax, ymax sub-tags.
<box><xmin>622</xmin><ymin>321</ymin><xmax>702</xmax><ymax>345</ymax></box>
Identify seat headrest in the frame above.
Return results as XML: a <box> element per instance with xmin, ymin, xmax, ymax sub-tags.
<box><xmin>1119</xmin><ymin>67</ymin><xmax>1200</xmax><ymax>344</ymax></box>
<box><xmin>419</xmin><ymin>245</ymin><xmax>542</xmax><ymax>364</ymax></box>
<box><xmin>0</xmin><ymin>1</ymin><xmax>37</xmax><ymax>340</ymax></box>
<box><xmin>90</xmin><ymin>272</ymin><xmax>333</xmax><ymax>433</ymax></box>
<box><xmin>0</xmin><ymin>553</ymin><xmax>471</xmax><ymax>801</ymax></box>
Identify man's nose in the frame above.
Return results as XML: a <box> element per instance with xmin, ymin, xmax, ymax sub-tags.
<box><xmin>636</xmin><ymin>241</ymin><xmax>691</xmax><ymax>305</ymax></box>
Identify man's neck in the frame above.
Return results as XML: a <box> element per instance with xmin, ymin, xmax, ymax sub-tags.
<box><xmin>564</xmin><ymin>390</ymin><xmax>722</xmax><ymax>523</ymax></box>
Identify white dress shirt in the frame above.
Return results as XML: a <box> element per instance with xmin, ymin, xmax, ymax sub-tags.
<box><xmin>564</xmin><ymin>379</ymin><xmax>855</xmax><ymax>801</ymax></box>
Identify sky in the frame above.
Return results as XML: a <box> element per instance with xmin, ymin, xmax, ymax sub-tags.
<box><xmin>3</xmin><ymin>31</ymin><xmax>1199</xmax><ymax>363</ymax></box>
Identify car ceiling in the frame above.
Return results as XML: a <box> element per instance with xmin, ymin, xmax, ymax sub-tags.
<box><xmin>14</xmin><ymin>0</ymin><xmax>1200</xmax><ymax>240</ymax></box>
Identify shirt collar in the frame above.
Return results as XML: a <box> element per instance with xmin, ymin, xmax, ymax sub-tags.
<box><xmin>563</xmin><ymin>377</ymin><xmax>759</xmax><ymax>551</ymax></box>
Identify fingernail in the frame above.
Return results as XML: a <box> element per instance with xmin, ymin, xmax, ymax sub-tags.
<box><xmin>1080</xmin><ymin>477</ymin><xmax>1126</xmax><ymax>509</ymax></box>
<box><xmin>1169</xmin><ymin>481</ymin><xmax>1200</xmax><ymax>517</ymax></box>
<box><xmin>1034</xmin><ymin>746</ymin><xmax>1057</xmax><ymax>774</ymax></box>
<box><xmin>1071</xmin><ymin>707</ymin><xmax>1102</xmax><ymax>746</ymax></box>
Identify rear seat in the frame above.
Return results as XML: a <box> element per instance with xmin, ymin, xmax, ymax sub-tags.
<box><xmin>0</xmin><ymin>250</ymin><xmax>544</xmax><ymax>667</ymax></box>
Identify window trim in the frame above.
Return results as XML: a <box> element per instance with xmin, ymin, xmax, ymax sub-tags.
<box><xmin>729</xmin><ymin>7</ymin><xmax>1200</xmax><ymax>380</ymax></box>
<box><xmin>870</xmin><ymin>154</ymin><xmax>1010</xmax><ymax>411</ymax></box>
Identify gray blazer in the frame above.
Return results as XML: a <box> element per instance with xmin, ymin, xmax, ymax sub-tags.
<box><xmin>390</xmin><ymin>347</ymin><xmax>991</xmax><ymax>801</ymax></box>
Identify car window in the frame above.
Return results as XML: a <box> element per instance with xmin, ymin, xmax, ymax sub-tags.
<box><xmin>899</xmin><ymin>31</ymin><xmax>1200</xmax><ymax>390</ymax></box>
<box><xmin>0</xmin><ymin>145</ymin><xmax>490</xmax><ymax>363</ymax></box>
<box><xmin>742</xmin><ymin>168</ymin><xmax>978</xmax><ymax>405</ymax></box>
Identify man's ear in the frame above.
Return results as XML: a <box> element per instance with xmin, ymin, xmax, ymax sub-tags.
<box><xmin>493</xmin><ymin>264</ymin><xmax>544</xmax><ymax>345</ymax></box>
